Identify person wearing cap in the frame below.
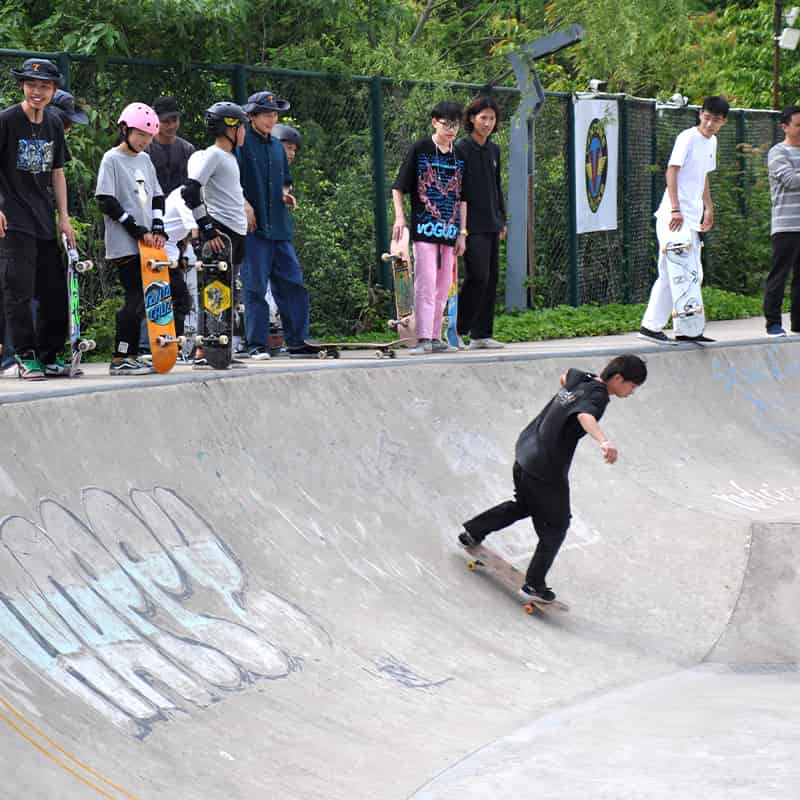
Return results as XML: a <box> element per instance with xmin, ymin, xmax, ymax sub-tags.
<box><xmin>237</xmin><ymin>90</ymin><xmax>313</xmax><ymax>359</ymax></box>
<box><xmin>48</xmin><ymin>89</ymin><xmax>89</xmax><ymax>132</ymax></box>
<box><xmin>0</xmin><ymin>58</ymin><xmax>75</xmax><ymax>380</ymax></box>
<box><xmin>147</xmin><ymin>96</ymin><xmax>195</xmax><ymax>197</ymax></box>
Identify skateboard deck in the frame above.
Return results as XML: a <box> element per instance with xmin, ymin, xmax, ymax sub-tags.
<box><xmin>301</xmin><ymin>339</ymin><xmax>410</xmax><ymax>360</ymax></box>
<box><xmin>196</xmin><ymin>233</ymin><xmax>237</xmax><ymax>370</ymax></box>
<box><xmin>63</xmin><ymin>234</ymin><xmax>95</xmax><ymax>376</ymax></box>
<box><xmin>663</xmin><ymin>228</ymin><xmax>705</xmax><ymax>338</ymax></box>
<box><xmin>383</xmin><ymin>228</ymin><xmax>417</xmax><ymax>346</ymax></box>
<box><xmin>138</xmin><ymin>241</ymin><xmax>180</xmax><ymax>373</ymax></box>
<box><xmin>443</xmin><ymin>249</ymin><xmax>459</xmax><ymax>348</ymax></box>
<box><xmin>460</xmin><ymin>542</ymin><xmax>569</xmax><ymax>615</ymax></box>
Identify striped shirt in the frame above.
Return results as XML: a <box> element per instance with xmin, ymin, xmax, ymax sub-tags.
<box><xmin>768</xmin><ymin>142</ymin><xmax>800</xmax><ymax>234</ymax></box>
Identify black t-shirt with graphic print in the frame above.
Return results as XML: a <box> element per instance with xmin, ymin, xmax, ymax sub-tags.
<box><xmin>393</xmin><ymin>137</ymin><xmax>466</xmax><ymax>246</ymax></box>
<box><xmin>0</xmin><ymin>103</ymin><xmax>68</xmax><ymax>239</ymax></box>
<box><xmin>515</xmin><ymin>369</ymin><xmax>610</xmax><ymax>482</ymax></box>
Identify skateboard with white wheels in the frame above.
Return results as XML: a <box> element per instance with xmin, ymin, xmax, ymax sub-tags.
<box><xmin>663</xmin><ymin>227</ymin><xmax>705</xmax><ymax>338</ymax></box>
<box><xmin>62</xmin><ymin>233</ymin><xmax>96</xmax><ymax>376</ymax></box>
<box><xmin>196</xmin><ymin>232</ymin><xmax>238</xmax><ymax>369</ymax></box>
<box><xmin>138</xmin><ymin>241</ymin><xmax>181</xmax><ymax>373</ymax></box>
<box><xmin>301</xmin><ymin>339</ymin><xmax>410</xmax><ymax>360</ymax></box>
<box><xmin>460</xmin><ymin>542</ymin><xmax>569</xmax><ymax>615</ymax></box>
<box><xmin>382</xmin><ymin>227</ymin><xmax>417</xmax><ymax>346</ymax></box>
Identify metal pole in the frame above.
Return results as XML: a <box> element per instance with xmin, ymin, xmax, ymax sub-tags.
<box><xmin>369</xmin><ymin>77</ymin><xmax>391</xmax><ymax>288</ymax></box>
<box><xmin>566</xmin><ymin>98</ymin><xmax>579</xmax><ymax>306</ymax></box>
<box><xmin>774</xmin><ymin>0</ymin><xmax>783</xmax><ymax>110</ymax></box>
<box><xmin>620</xmin><ymin>98</ymin><xmax>632</xmax><ymax>304</ymax></box>
<box><xmin>232</xmin><ymin>65</ymin><xmax>248</xmax><ymax>105</ymax></box>
<box><xmin>56</xmin><ymin>52</ymin><xmax>71</xmax><ymax>91</ymax></box>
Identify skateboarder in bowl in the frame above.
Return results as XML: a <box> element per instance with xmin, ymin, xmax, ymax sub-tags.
<box><xmin>459</xmin><ymin>354</ymin><xmax>647</xmax><ymax>603</ymax></box>
<box><xmin>639</xmin><ymin>95</ymin><xmax>729</xmax><ymax>345</ymax></box>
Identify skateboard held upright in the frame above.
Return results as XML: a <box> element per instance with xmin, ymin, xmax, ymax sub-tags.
<box><xmin>196</xmin><ymin>232</ymin><xmax>237</xmax><ymax>369</ymax></box>
<box><xmin>62</xmin><ymin>233</ymin><xmax>96</xmax><ymax>376</ymax></box>
<box><xmin>663</xmin><ymin>227</ymin><xmax>705</xmax><ymax>338</ymax></box>
<box><xmin>138</xmin><ymin>242</ymin><xmax>180</xmax><ymax>373</ymax></box>
<box><xmin>442</xmin><ymin>249</ymin><xmax>459</xmax><ymax>348</ymax></box>
<box><xmin>383</xmin><ymin>227</ymin><xmax>417</xmax><ymax>346</ymax></box>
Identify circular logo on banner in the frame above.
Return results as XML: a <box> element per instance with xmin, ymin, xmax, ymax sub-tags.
<box><xmin>585</xmin><ymin>119</ymin><xmax>608</xmax><ymax>213</ymax></box>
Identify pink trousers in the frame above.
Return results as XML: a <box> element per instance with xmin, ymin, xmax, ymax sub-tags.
<box><xmin>412</xmin><ymin>241</ymin><xmax>455</xmax><ymax>340</ymax></box>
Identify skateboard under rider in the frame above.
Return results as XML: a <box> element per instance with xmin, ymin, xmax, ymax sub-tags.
<box><xmin>382</xmin><ymin>227</ymin><xmax>417</xmax><ymax>346</ymax></box>
<box><xmin>663</xmin><ymin>226</ymin><xmax>705</xmax><ymax>338</ymax></box>
<box><xmin>138</xmin><ymin>241</ymin><xmax>180</xmax><ymax>373</ymax></box>
<box><xmin>196</xmin><ymin>232</ymin><xmax>237</xmax><ymax>369</ymax></box>
<box><xmin>62</xmin><ymin>233</ymin><xmax>96</xmax><ymax>376</ymax></box>
<box><xmin>460</xmin><ymin>541</ymin><xmax>569</xmax><ymax>616</ymax></box>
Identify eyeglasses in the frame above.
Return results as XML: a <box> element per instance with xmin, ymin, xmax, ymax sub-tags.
<box><xmin>435</xmin><ymin>119</ymin><xmax>460</xmax><ymax>131</ymax></box>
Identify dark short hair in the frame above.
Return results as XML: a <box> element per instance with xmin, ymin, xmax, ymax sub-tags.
<box><xmin>702</xmin><ymin>95</ymin><xmax>730</xmax><ymax>118</ymax></box>
<box><xmin>781</xmin><ymin>105</ymin><xmax>800</xmax><ymax>125</ymax></box>
<box><xmin>600</xmin><ymin>354</ymin><xmax>648</xmax><ymax>385</ymax></box>
<box><xmin>431</xmin><ymin>100</ymin><xmax>463</xmax><ymax>123</ymax></box>
<box><xmin>463</xmin><ymin>95</ymin><xmax>501</xmax><ymax>134</ymax></box>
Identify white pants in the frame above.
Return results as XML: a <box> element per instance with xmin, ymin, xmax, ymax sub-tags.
<box><xmin>641</xmin><ymin>218</ymin><xmax>703</xmax><ymax>332</ymax></box>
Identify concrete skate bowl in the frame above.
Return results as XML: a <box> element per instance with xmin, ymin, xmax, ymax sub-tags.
<box><xmin>0</xmin><ymin>340</ymin><xmax>798</xmax><ymax>799</ymax></box>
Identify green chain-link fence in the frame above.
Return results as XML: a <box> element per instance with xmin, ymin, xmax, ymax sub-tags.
<box><xmin>0</xmin><ymin>49</ymin><xmax>783</xmax><ymax>338</ymax></box>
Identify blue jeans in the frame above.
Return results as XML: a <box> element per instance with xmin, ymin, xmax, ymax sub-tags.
<box><xmin>241</xmin><ymin>236</ymin><xmax>309</xmax><ymax>348</ymax></box>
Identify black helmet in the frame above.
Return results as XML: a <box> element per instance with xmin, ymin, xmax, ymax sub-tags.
<box><xmin>204</xmin><ymin>101</ymin><xmax>248</xmax><ymax>136</ymax></box>
<box><xmin>273</xmin><ymin>124</ymin><xmax>302</xmax><ymax>149</ymax></box>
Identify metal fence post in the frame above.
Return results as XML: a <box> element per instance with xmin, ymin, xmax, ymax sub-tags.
<box><xmin>566</xmin><ymin>97</ymin><xmax>579</xmax><ymax>306</ymax></box>
<box><xmin>56</xmin><ymin>52</ymin><xmax>71</xmax><ymax>91</ymax></box>
<box><xmin>369</xmin><ymin>76</ymin><xmax>391</xmax><ymax>288</ymax></box>
<box><xmin>736</xmin><ymin>109</ymin><xmax>747</xmax><ymax>217</ymax></box>
<box><xmin>620</xmin><ymin>97</ymin><xmax>631</xmax><ymax>304</ymax></box>
<box><xmin>232</xmin><ymin>65</ymin><xmax>248</xmax><ymax>105</ymax></box>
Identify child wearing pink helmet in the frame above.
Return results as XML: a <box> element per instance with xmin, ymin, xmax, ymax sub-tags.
<box><xmin>95</xmin><ymin>103</ymin><xmax>166</xmax><ymax>375</ymax></box>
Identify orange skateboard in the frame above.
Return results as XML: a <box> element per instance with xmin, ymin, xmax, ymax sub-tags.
<box><xmin>460</xmin><ymin>542</ymin><xmax>569</xmax><ymax>615</ymax></box>
<box><xmin>138</xmin><ymin>242</ymin><xmax>181</xmax><ymax>373</ymax></box>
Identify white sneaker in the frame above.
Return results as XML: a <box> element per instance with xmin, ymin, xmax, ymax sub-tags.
<box><xmin>468</xmin><ymin>337</ymin><xmax>504</xmax><ymax>350</ymax></box>
<box><xmin>248</xmin><ymin>347</ymin><xmax>272</xmax><ymax>361</ymax></box>
<box><xmin>109</xmin><ymin>358</ymin><xmax>153</xmax><ymax>376</ymax></box>
<box><xmin>431</xmin><ymin>339</ymin><xmax>457</xmax><ymax>353</ymax></box>
<box><xmin>408</xmin><ymin>339</ymin><xmax>432</xmax><ymax>355</ymax></box>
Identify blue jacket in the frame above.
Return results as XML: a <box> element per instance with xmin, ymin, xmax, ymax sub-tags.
<box><xmin>237</xmin><ymin>126</ymin><xmax>293</xmax><ymax>241</ymax></box>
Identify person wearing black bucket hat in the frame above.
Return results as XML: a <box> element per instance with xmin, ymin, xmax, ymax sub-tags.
<box><xmin>0</xmin><ymin>57</ymin><xmax>75</xmax><ymax>379</ymax></box>
<box><xmin>49</xmin><ymin>89</ymin><xmax>89</xmax><ymax>130</ymax></box>
<box><xmin>237</xmin><ymin>89</ymin><xmax>314</xmax><ymax>358</ymax></box>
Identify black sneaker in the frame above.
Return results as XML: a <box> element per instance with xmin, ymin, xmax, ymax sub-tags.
<box><xmin>637</xmin><ymin>326</ymin><xmax>675</xmax><ymax>345</ymax></box>
<box><xmin>520</xmin><ymin>583</ymin><xmax>556</xmax><ymax>603</ymax></box>
<box><xmin>288</xmin><ymin>343</ymin><xmax>321</xmax><ymax>357</ymax></box>
<box><xmin>676</xmin><ymin>334</ymin><xmax>715</xmax><ymax>343</ymax></box>
<box><xmin>458</xmin><ymin>531</ymin><xmax>480</xmax><ymax>547</ymax></box>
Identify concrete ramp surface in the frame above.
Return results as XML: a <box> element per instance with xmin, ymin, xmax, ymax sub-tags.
<box><xmin>0</xmin><ymin>341</ymin><xmax>798</xmax><ymax>799</ymax></box>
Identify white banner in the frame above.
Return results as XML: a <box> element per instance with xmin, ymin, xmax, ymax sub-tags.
<box><xmin>573</xmin><ymin>97</ymin><xmax>619</xmax><ymax>233</ymax></box>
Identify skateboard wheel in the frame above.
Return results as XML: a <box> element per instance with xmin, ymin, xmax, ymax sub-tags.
<box><xmin>218</xmin><ymin>335</ymin><xmax>229</xmax><ymax>345</ymax></box>
<box><xmin>195</xmin><ymin>335</ymin><xmax>204</xmax><ymax>345</ymax></box>
<box><xmin>78</xmin><ymin>340</ymin><xmax>93</xmax><ymax>352</ymax></box>
<box><xmin>467</xmin><ymin>561</ymin><xmax>477</xmax><ymax>571</ymax></box>
<box><xmin>388</xmin><ymin>350</ymin><xmax>396</xmax><ymax>358</ymax></box>
<box><xmin>375</xmin><ymin>351</ymin><xmax>383</xmax><ymax>359</ymax></box>
<box><xmin>381</xmin><ymin>252</ymin><xmax>393</xmax><ymax>261</ymax></box>
<box><xmin>524</xmin><ymin>604</ymin><xmax>536</xmax><ymax>615</ymax></box>
<box><xmin>217</xmin><ymin>261</ymin><xmax>228</xmax><ymax>271</ymax></box>
<box><xmin>317</xmin><ymin>350</ymin><xmax>327</xmax><ymax>359</ymax></box>
<box><xmin>177</xmin><ymin>335</ymin><xmax>186</xmax><ymax>345</ymax></box>
<box><xmin>76</xmin><ymin>260</ymin><xmax>93</xmax><ymax>272</ymax></box>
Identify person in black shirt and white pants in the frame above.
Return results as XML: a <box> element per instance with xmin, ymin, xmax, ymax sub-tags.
<box><xmin>459</xmin><ymin>355</ymin><xmax>647</xmax><ymax>602</ymax></box>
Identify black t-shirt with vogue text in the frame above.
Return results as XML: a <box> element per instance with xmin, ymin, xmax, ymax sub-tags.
<box><xmin>0</xmin><ymin>103</ymin><xmax>68</xmax><ymax>239</ymax></box>
<box><xmin>393</xmin><ymin>137</ymin><xmax>465</xmax><ymax>246</ymax></box>
<box><xmin>515</xmin><ymin>369</ymin><xmax>610</xmax><ymax>482</ymax></box>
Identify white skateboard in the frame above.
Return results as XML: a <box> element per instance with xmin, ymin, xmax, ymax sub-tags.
<box><xmin>663</xmin><ymin>228</ymin><xmax>705</xmax><ymax>338</ymax></box>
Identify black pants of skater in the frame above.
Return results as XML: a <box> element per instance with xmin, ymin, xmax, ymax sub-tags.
<box><xmin>457</xmin><ymin>231</ymin><xmax>500</xmax><ymax>340</ymax></box>
<box><xmin>765</xmin><ymin>232</ymin><xmax>800</xmax><ymax>331</ymax></box>
<box><xmin>463</xmin><ymin>462</ymin><xmax>570</xmax><ymax>589</ymax></box>
<box><xmin>112</xmin><ymin>255</ymin><xmax>146</xmax><ymax>358</ymax></box>
<box><xmin>169</xmin><ymin>267</ymin><xmax>191</xmax><ymax>337</ymax></box>
<box><xmin>0</xmin><ymin>232</ymin><xmax>67</xmax><ymax>362</ymax></box>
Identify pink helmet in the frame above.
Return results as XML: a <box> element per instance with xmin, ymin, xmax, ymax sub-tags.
<box><xmin>117</xmin><ymin>103</ymin><xmax>160</xmax><ymax>135</ymax></box>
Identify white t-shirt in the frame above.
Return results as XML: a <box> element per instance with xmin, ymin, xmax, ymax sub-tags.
<box><xmin>656</xmin><ymin>126</ymin><xmax>717</xmax><ymax>228</ymax></box>
<box><xmin>95</xmin><ymin>148</ymin><xmax>162</xmax><ymax>259</ymax></box>
<box><xmin>163</xmin><ymin>187</ymin><xmax>197</xmax><ymax>263</ymax></box>
<box><xmin>187</xmin><ymin>146</ymin><xmax>247</xmax><ymax>235</ymax></box>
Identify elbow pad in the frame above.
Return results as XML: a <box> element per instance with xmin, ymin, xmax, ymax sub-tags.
<box><xmin>97</xmin><ymin>194</ymin><xmax>126</xmax><ymax>221</ymax></box>
<box><xmin>181</xmin><ymin>179</ymin><xmax>204</xmax><ymax>211</ymax></box>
